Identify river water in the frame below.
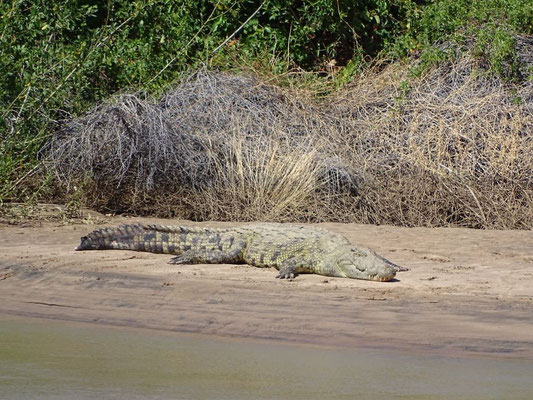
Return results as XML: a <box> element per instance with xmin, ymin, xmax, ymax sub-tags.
<box><xmin>1</xmin><ymin>316</ymin><xmax>532</xmax><ymax>400</ymax></box>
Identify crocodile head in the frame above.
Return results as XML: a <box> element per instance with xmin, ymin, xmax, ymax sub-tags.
<box><xmin>332</xmin><ymin>245</ymin><xmax>397</xmax><ymax>281</ymax></box>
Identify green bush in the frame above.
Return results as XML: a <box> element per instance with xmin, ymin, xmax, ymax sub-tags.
<box><xmin>391</xmin><ymin>0</ymin><xmax>533</xmax><ymax>77</ymax></box>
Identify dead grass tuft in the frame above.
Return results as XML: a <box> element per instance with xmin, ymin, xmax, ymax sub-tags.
<box><xmin>330</xmin><ymin>55</ymin><xmax>533</xmax><ymax>228</ymax></box>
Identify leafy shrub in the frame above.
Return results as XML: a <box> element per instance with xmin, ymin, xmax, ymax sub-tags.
<box><xmin>391</xmin><ymin>0</ymin><xmax>533</xmax><ymax>78</ymax></box>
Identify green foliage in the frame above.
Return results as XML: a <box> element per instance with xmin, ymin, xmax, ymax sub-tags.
<box><xmin>391</xmin><ymin>0</ymin><xmax>533</xmax><ymax>77</ymax></box>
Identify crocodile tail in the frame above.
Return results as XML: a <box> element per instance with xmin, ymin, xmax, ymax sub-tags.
<box><xmin>75</xmin><ymin>224</ymin><xmax>146</xmax><ymax>251</ymax></box>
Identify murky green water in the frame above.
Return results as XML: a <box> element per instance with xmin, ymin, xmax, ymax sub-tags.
<box><xmin>1</xmin><ymin>316</ymin><xmax>532</xmax><ymax>400</ymax></box>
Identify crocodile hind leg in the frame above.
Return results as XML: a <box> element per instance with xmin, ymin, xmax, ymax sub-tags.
<box><xmin>168</xmin><ymin>244</ymin><xmax>245</xmax><ymax>265</ymax></box>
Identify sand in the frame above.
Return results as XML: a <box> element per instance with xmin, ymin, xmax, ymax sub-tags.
<box><xmin>1</xmin><ymin>210</ymin><xmax>532</xmax><ymax>359</ymax></box>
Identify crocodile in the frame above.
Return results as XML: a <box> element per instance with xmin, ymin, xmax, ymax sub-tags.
<box><xmin>75</xmin><ymin>223</ymin><xmax>405</xmax><ymax>281</ymax></box>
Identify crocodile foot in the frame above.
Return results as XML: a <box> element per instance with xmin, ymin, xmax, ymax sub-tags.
<box><xmin>276</xmin><ymin>266</ymin><xmax>298</xmax><ymax>280</ymax></box>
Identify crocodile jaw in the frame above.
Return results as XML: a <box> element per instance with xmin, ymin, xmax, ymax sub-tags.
<box><xmin>335</xmin><ymin>246</ymin><xmax>397</xmax><ymax>282</ymax></box>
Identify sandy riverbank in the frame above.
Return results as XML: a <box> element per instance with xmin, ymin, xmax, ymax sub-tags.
<box><xmin>1</xmin><ymin>213</ymin><xmax>532</xmax><ymax>359</ymax></box>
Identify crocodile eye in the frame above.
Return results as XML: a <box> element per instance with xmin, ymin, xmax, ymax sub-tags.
<box><xmin>336</xmin><ymin>254</ymin><xmax>349</xmax><ymax>264</ymax></box>
<box><xmin>350</xmin><ymin>248</ymin><xmax>365</xmax><ymax>257</ymax></box>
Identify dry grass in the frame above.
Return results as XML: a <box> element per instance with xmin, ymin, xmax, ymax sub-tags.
<box><xmin>187</xmin><ymin>136</ymin><xmax>327</xmax><ymax>221</ymax></box>
<box><xmin>330</xmin><ymin>56</ymin><xmax>533</xmax><ymax>228</ymax></box>
<box><xmin>44</xmin><ymin>52</ymin><xmax>533</xmax><ymax>228</ymax></box>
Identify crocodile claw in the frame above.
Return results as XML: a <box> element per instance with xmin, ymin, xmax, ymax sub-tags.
<box><xmin>276</xmin><ymin>271</ymin><xmax>297</xmax><ymax>280</ymax></box>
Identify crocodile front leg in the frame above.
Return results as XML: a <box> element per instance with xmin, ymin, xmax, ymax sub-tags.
<box><xmin>275</xmin><ymin>258</ymin><xmax>306</xmax><ymax>280</ymax></box>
